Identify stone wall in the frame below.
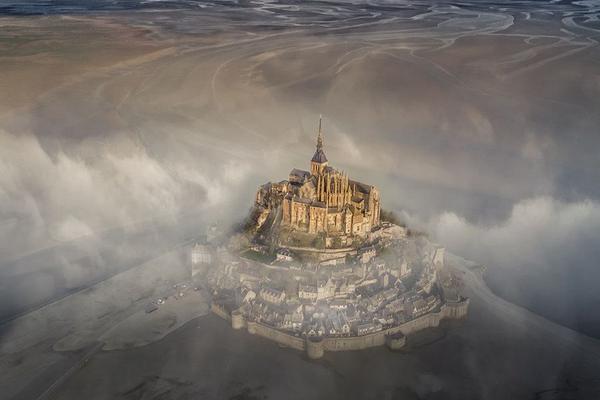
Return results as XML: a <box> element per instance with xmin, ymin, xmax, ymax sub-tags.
<box><xmin>283</xmin><ymin>245</ymin><xmax>357</xmax><ymax>262</ymax></box>
<box><xmin>212</xmin><ymin>298</ymin><xmax>469</xmax><ymax>359</ymax></box>
<box><xmin>210</xmin><ymin>303</ymin><xmax>231</xmax><ymax>321</ymax></box>
<box><xmin>246</xmin><ymin>320</ymin><xmax>305</xmax><ymax>351</ymax></box>
<box><xmin>323</xmin><ymin>332</ymin><xmax>386</xmax><ymax>351</ymax></box>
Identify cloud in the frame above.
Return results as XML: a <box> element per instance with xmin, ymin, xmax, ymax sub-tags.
<box><xmin>0</xmin><ymin>129</ymin><xmax>256</xmax><ymax>260</ymax></box>
<box><xmin>431</xmin><ymin>197</ymin><xmax>600</xmax><ymax>265</ymax></box>
<box><xmin>53</xmin><ymin>215</ymin><xmax>94</xmax><ymax>242</ymax></box>
<box><xmin>429</xmin><ymin>196</ymin><xmax>600</xmax><ymax>336</ymax></box>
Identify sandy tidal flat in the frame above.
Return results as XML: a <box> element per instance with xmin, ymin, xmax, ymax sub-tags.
<box><xmin>44</xmin><ymin>254</ymin><xmax>600</xmax><ymax>400</ymax></box>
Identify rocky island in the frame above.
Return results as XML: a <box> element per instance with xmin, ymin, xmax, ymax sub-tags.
<box><xmin>207</xmin><ymin>119</ymin><xmax>469</xmax><ymax>359</ymax></box>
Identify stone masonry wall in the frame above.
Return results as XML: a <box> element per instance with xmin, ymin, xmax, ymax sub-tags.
<box><xmin>212</xmin><ymin>298</ymin><xmax>469</xmax><ymax>358</ymax></box>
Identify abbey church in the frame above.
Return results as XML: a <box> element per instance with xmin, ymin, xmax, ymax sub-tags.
<box><xmin>254</xmin><ymin>118</ymin><xmax>381</xmax><ymax>248</ymax></box>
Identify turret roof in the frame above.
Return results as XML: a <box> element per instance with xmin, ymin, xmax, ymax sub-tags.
<box><xmin>311</xmin><ymin>149</ymin><xmax>328</xmax><ymax>163</ymax></box>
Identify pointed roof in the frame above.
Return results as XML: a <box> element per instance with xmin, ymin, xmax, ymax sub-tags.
<box><xmin>312</xmin><ymin>149</ymin><xmax>328</xmax><ymax>163</ymax></box>
<box><xmin>311</xmin><ymin>115</ymin><xmax>328</xmax><ymax>164</ymax></box>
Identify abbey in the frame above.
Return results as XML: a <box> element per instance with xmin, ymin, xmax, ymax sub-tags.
<box><xmin>217</xmin><ymin>119</ymin><xmax>469</xmax><ymax>356</ymax></box>
<box><xmin>254</xmin><ymin>118</ymin><xmax>381</xmax><ymax>247</ymax></box>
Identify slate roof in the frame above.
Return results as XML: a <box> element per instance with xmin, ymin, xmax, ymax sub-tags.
<box><xmin>311</xmin><ymin>149</ymin><xmax>328</xmax><ymax>163</ymax></box>
<box><xmin>290</xmin><ymin>168</ymin><xmax>310</xmax><ymax>179</ymax></box>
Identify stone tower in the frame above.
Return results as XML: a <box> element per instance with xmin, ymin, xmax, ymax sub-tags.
<box><xmin>310</xmin><ymin>116</ymin><xmax>328</xmax><ymax>176</ymax></box>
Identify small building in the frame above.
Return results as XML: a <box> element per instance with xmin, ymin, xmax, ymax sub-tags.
<box><xmin>358</xmin><ymin>246</ymin><xmax>376</xmax><ymax>264</ymax></box>
<box><xmin>239</xmin><ymin>270</ymin><xmax>261</xmax><ymax>284</ymax></box>
<box><xmin>432</xmin><ymin>247</ymin><xmax>445</xmax><ymax>268</ymax></box>
<box><xmin>381</xmin><ymin>287</ymin><xmax>398</xmax><ymax>301</ymax></box>
<box><xmin>299</xmin><ymin>284</ymin><xmax>318</xmax><ymax>301</ymax></box>
<box><xmin>335</xmin><ymin>281</ymin><xmax>355</xmax><ymax>298</ymax></box>
<box><xmin>242</xmin><ymin>289</ymin><xmax>257</xmax><ymax>304</ymax></box>
<box><xmin>341</xmin><ymin>320</ymin><xmax>351</xmax><ymax>335</ymax></box>
<box><xmin>320</xmin><ymin>256</ymin><xmax>346</xmax><ymax>267</ymax></box>
<box><xmin>191</xmin><ymin>243</ymin><xmax>213</xmax><ymax>278</ymax></box>
<box><xmin>379</xmin><ymin>272</ymin><xmax>395</xmax><ymax>289</ymax></box>
<box><xmin>260</xmin><ymin>287</ymin><xmax>286</xmax><ymax>305</ymax></box>
<box><xmin>355</xmin><ymin>322</ymin><xmax>383</xmax><ymax>336</ymax></box>
<box><xmin>276</xmin><ymin>248</ymin><xmax>294</xmax><ymax>262</ymax></box>
<box><xmin>317</xmin><ymin>278</ymin><xmax>337</xmax><ymax>300</ymax></box>
<box><xmin>413</xmin><ymin>299</ymin><xmax>428</xmax><ymax>316</ymax></box>
<box><xmin>372</xmin><ymin>257</ymin><xmax>386</xmax><ymax>270</ymax></box>
<box><xmin>282</xmin><ymin>312</ymin><xmax>304</xmax><ymax>331</ymax></box>
<box><xmin>386</xmin><ymin>298</ymin><xmax>404</xmax><ymax>314</ymax></box>
<box><xmin>330</xmin><ymin>299</ymin><xmax>348</xmax><ymax>310</ymax></box>
<box><xmin>191</xmin><ymin>243</ymin><xmax>212</xmax><ymax>265</ymax></box>
<box><xmin>400</xmin><ymin>259</ymin><xmax>411</xmax><ymax>278</ymax></box>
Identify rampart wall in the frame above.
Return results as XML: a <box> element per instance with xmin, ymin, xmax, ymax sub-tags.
<box><xmin>210</xmin><ymin>303</ymin><xmax>231</xmax><ymax>321</ymax></box>
<box><xmin>211</xmin><ymin>298</ymin><xmax>469</xmax><ymax>359</ymax></box>
<box><xmin>246</xmin><ymin>321</ymin><xmax>305</xmax><ymax>351</ymax></box>
<box><xmin>282</xmin><ymin>245</ymin><xmax>357</xmax><ymax>262</ymax></box>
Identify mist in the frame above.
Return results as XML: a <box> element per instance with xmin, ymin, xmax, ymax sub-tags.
<box><xmin>2</xmin><ymin>3</ymin><xmax>600</xmax><ymax>327</ymax></box>
<box><xmin>431</xmin><ymin>196</ymin><xmax>600</xmax><ymax>337</ymax></box>
<box><xmin>1</xmin><ymin>1</ymin><xmax>600</xmax><ymax>399</ymax></box>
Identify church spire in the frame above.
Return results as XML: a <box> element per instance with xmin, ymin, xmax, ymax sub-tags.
<box><xmin>317</xmin><ymin>115</ymin><xmax>323</xmax><ymax>150</ymax></box>
<box><xmin>311</xmin><ymin>115</ymin><xmax>328</xmax><ymax>175</ymax></box>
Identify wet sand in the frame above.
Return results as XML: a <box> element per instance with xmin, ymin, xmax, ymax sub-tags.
<box><xmin>51</xmin><ymin>257</ymin><xmax>600</xmax><ymax>400</ymax></box>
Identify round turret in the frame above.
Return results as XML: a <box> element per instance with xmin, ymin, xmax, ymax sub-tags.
<box><xmin>231</xmin><ymin>310</ymin><xmax>244</xmax><ymax>330</ymax></box>
<box><xmin>306</xmin><ymin>336</ymin><xmax>325</xmax><ymax>359</ymax></box>
<box><xmin>385</xmin><ymin>332</ymin><xmax>406</xmax><ymax>351</ymax></box>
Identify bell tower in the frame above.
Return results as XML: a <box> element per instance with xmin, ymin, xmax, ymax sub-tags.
<box><xmin>311</xmin><ymin>116</ymin><xmax>328</xmax><ymax>176</ymax></box>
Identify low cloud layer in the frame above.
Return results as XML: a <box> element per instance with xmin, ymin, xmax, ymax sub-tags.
<box><xmin>0</xmin><ymin>131</ymin><xmax>190</xmax><ymax>253</ymax></box>
<box><xmin>430</xmin><ymin>197</ymin><xmax>600</xmax><ymax>337</ymax></box>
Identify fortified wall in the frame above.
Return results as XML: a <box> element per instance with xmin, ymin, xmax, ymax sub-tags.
<box><xmin>282</xmin><ymin>245</ymin><xmax>358</xmax><ymax>262</ymax></box>
<box><xmin>210</xmin><ymin>302</ymin><xmax>232</xmax><ymax>321</ymax></box>
<box><xmin>211</xmin><ymin>299</ymin><xmax>469</xmax><ymax>359</ymax></box>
